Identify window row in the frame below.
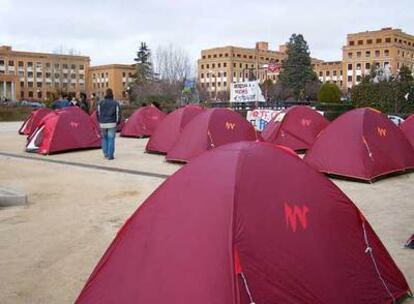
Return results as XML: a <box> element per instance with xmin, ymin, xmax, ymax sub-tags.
<box><xmin>0</xmin><ymin>60</ymin><xmax>84</xmax><ymax>70</ymax></box>
<box><xmin>347</xmin><ymin>49</ymin><xmax>390</xmax><ymax>59</ymax></box>
<box><xmin>349</xmin><ymin>37</ymin><xmax>414</xmax><ymax>47</ymax></box>
<box><xmin>200</xmin><ymin>81</ymin><xmax>227</xmax><ymax>88</ymax></box>
<box><xmin>318</xmin><ymin>70</ymin><xmax>343</xmax><ymax>77</ymax></box>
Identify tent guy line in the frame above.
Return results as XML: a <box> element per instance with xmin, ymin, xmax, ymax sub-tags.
<box><xmin>0</xmin><ymin>151</ymin><xmax>170</xmax><ymax>179</ymax></box>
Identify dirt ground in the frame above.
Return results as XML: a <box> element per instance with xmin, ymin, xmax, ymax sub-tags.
<box><xmin>0</xmin><ymin>121</ymin><xmax>413</xmax><ymax>303</ymax></box>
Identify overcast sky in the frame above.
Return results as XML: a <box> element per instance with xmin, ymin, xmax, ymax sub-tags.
<box><xmin>1</xmin><ymin>0</ymin><xmax>413</xmax><ymax>69</ymax></box>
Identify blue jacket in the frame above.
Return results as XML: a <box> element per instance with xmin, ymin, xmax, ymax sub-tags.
<box><xmin>97</xmin><ymin>98</ymin><xmax>121</xmax><ymax>126</ymax></box>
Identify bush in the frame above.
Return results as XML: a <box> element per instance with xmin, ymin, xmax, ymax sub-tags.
<box><xmin>0</xmin><ymin>106</ymin><xmax>33</xmax><ymax>121</ymax></box>
<box><xmin>318</xmin><ymin>83</ymin><xmax>341</xmax><ymax>103</ymax></box>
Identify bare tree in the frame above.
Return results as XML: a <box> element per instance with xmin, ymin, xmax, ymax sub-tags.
<box><xmin>154</xmin><ymin>44</ymin><xmax>192</xmax><ymax>84</ymax></box>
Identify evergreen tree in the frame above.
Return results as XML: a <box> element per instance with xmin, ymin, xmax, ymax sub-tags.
<box><xmin>134</xmin><ymin>42</ymin><xmax>153</xmax><ymax>83</ymax></box>
<box><xmin>278</xmin><ymin>34</ymin><xmax>317</xmax><ymax>99</ymax></box>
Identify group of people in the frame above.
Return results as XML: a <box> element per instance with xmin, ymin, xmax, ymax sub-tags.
<box><xmin>51</xmin><ymin>92</ymin><xmax>99</xmax><ymax>114</ymax></box>
<box><xmin>51</xmin><ymin>89</ymin><xmax>121</xmax><ymax>161</ymax></box>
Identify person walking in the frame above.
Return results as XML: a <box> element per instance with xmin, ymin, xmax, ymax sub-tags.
<box><xmin>78</xmin><ymin>92</ymin><xmax>89</xmax><ymax>114</ymax></box>
<box><xmin>96</xmin><ymin>88</ymin><xmax>121</xmax><ymax>160</ymax></box>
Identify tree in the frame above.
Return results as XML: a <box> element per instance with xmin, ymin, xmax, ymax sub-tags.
<box><xmin>278</xmin><ymin>34</ymin><xmax>317</xmax><ymax>100</ymax></box>
<box><xmin>318</xmin><ymin>83</ymin><xmax>341</xmax><ymax>103</ymax></box>
<box><xmin>154</xmin><ymin>44</ymin><xmax>191</xmax><ymax>84</ymax></box>
<box><xmin>133</xmin><ymin>42</ymin><xmax>153</xmax><ymax>83</ymax></box>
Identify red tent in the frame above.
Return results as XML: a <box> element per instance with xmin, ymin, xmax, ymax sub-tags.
<box><xmin>305</xmin><ymin>108</ymin><xmax>414</xmax><ymax>181</ymax></box>
<box><xmin>90</xmin><ymin>110</ymin><xmax>125</xmax><ymax>133</ymax></box>
<box><xmin>121</xmin><ymin>106</ymin><xmax>166</xmax><ymax>137</ymax></box>
<box><xmin>261</xmin><ymin>106</ymin><xmax>329</xmax><ymax>151</ymax></box>
<box><xmin>166</xmin><ymin>108</ymin><xmax>257</xmax><ymax>162</ymax></box>
<box><xmin>400</xmin><ymin>114</ymin><xmax>414</xmax><ymax>148</ymax></box>
<box><xmin>146</xmin><ymin>105</ymin><xmax>204</xmax><ymax>154</ymax></box>
<box><xmin>76</xmin><ymin>142</ymin><xmax>410</xmax><ymax>304</ymax></box>
<box><xmin>26</xmin><ymin>107</ymin><xmax>101</xmax><ymax>154</ymax></box>
<box><xmin>19</xmin><ymin>108</ymin><xmax>53</xmax><ymax>136</ymax></box>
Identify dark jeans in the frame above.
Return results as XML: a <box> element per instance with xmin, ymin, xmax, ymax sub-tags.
<box><xmin>101</xmin><ymin>127</ymin><xmax>116</xmax><ymax>159</ymax></box>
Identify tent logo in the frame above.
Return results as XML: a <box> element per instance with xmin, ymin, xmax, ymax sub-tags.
<box><xmin>377</xmin><ymin>127</ymin><xmax>387</xmax><ymax>137</ymax></box>
<box><xmin>301</xmin><ymin>119</ymin><xmax>312</xmax><ymax>127</ymax></box>
<box><xmin>225</xmin><ymin>122</ymin><xmax>236</xmax><ymax>130</ymax></box>
<box><xmin>70</xmin><ymin>121</ymin><xmax>79</xmax><ymax>128</ymax></box>
<box><xmin>284</xmin><ymin>203</ymin><xmax>309</xmax><ymax>232</ymax></box>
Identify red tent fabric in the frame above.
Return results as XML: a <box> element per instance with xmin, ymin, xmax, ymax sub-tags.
<box><xmin>19</xmin><ymin>108</ymin><xmax>53</xmax><ymax>136</ymax></box>
<box><xmin>305</xmin><ymin>108</ymin><xmax>414</xmax><ymax>181</ymax></box>
<box><xmin>26</xmin><ymin>107</ymin><xmax>101</xmax><ymax>154</ymax></box>
<box><xmin>90</xmin><ymin>110</ymin><xmax>125</xmax><ymax>133</ymax></box>
<box><xmin>146</xmin><ymin>105</ymin><xmax>204</xmax><ymax>154</ymax></box>
<box><xmin>166</xmin><ymin>108</ymin><xmax>256</xmax><ymax>162</ymax></box>
<box><xmin>121</xmin><ymin>106</ymin><xmax>166</xmax><ymax>137</ymax></box>
<box><xmin>76</xmin><ymin>142</ymin><xmax>410</xmax><ymax>304</ymax></box>
<box><xmin>400</xmin><ymin>114</ymin><xmax>414</xmax><ymax>148</ymax></box>
<box><xmin>261</xmin><ymin>106</ymin><xmax>329</xmax><ymax>151</ymax></box>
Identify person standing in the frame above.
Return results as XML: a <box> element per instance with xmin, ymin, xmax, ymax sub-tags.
<box><xmin>96</xmin><ymin>88</ymin><xmax>121</xmax><ymax>160</ymax></box>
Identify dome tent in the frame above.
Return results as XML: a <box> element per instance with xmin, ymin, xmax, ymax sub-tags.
<box><xmin>19</xmin><ymin>108</ymin><xmax>53</xmax><ymax>136</ymax></box>
<box><xmin>305</xmin><ymin>108</ymin><xmax>414</xmax><ymax>182</ymax></box>
<box><xmin>261</xmin><ymin>105</ymin><xmax>329</xmax><ymax>151</ymax></box>
<box><xmin>400</xmin><ymin>114</ymin><xmax>414</xmax><ymax>148</ymax></box>
<box><xmin>146</xmin><ymin>105</ymin><xmax>204</xmax><ymax>154</ymax></box>
<box><xmin>166</xmin><ymin>108</ymin><xmax>256</xmax><ymax>162</ymax></box>
<box><xmin>76</xmin><ymin>142</ymin><xmax>410</xmax><ymax>304</ymax></box>
<box><xmin>120</xmin><ymin>105</ymin><xmax>166</xmax><ymax>138</ymax></box>
<box><xmin>26</xmin><ymin>107</ymin><xmax>101</xmax><ymax>154</ymax></box>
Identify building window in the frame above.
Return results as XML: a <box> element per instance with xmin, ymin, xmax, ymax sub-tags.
<box><xmin>385</xmin><ymin>37</ymin><xmax>391</xmax><ymax>43</ymax></box>
<box><xmin>239</xmin><ymin>63</ymin><xmax>242</xmax><ymax>68</ymax></box>
<box><xmin>237</xmin><ymin>54</ymin><xmax>241</xmax><ymax>58</ymax></box>
<box><xmin>202</xmin><ymin>55</ymin><xmax>206</xmax><ymax>59</ymax></box>
<box><xmin>18</xmin><ymin>61</ymin><xmax>24</xmax><ymax>67</ymax></box>
<box><xmin>375</xmin><ymin>50</ymin><xmax>380</xmax><ymax>57</ymax></box>
<box><xmin>376</xmin><ymin>38</ymin><xmax>382</xmax><ymax>43</ymax></box>
<box><xmin>348</xmin><ymin>52</ymin><xmax>352</xmax><ymax>59</ymax></box>
<box><xmin>365</xmin><ymin>62</ymin><xmax>371</xmax><ymax>69</ymax></box>
<box><xmin>28</xmin><ymin>91</ymin><xmax>33</xmax><ymax>98</ymax></box>
<box><xmin>326</xmin><ymin>71</ymin><xmax>330</xmax><ymax>76</ymax></box>
<box><xmin>348</xmin><ymin>64</ymin><xmax>352</xmax><ymax>70</ymax></box>
<box><xmin>225</xmin><ymin>53</ymin><xmax>228</xmax><ymax>57</ymax></box>
<box><xmin>384</xmin><ymin>49</ymin><xmax>389</xmax><ymax>57</ymax></box>
<box><xmin>20</xmin><ymin>81</ymin><xmax>24</xmax><ymax>87</ymax></box>
<box><xmin>349</xmin><ymin>41</ymin><xmax>355</xmax><ymax>46</ymax></box>
<box><xmin>333</xmin><ymin>70</ymin><xmax>337</xmax><ymax>76</ymax></box>
<box><xmin>206</xmin><ymin>64</ymin><xmax>209</xmax><ymax>69</ymax></box>
<box><xmin>365</xmin><ymin>51</ymin><xmax>371</xmax><ymax>57</ymax></box>
<box><xmin>20</xmin><ymin>91</ymin><xmax>24</xmax><ymax>98</ymax></box>
<box><xmin>212</xmin><ymin>63</ymin><xmax>215</xmax><ymax>68</ymax></box>
<box><xmin>27</xmin><ymin>62</ymin><xmax>33</xmax><ymax>68</ymax></box>
<box><xmin>36</xmin><ymin>72</ymin><xmax>42</xmax><ymax>78</ymax></box>
<box><xmin>348</xmin><ymin>76</ymin><xmax>352</xmax><ymax>82</ymax></box>
<box><xmin>8</xmin><ymin>60</ymin><xmax>14</xmax><ymax>66</ymax></box>
<box><xmin>28</xmin><ymin>72</ymin><xmax>33</xmax><ymax>78</ymax></box>
<box><xmin>207</xmin><ymin>55</ymin><xmax>211</xmax><ymax>59</ymax></box>
<box><xmin>243</xmin><ymin>55</ymin><xmax>247</xmax><ymax>58</ymax></box>
<box><xmin>54</xmin><ymin>63</ymin><xmax>59</xmax><ymax>69</ymax></box>
<box><xmin>201</xmin><ymin>73</ymin><xmax>204</xmax><ymax>78</ymax></box>
<box><xmin>319</xmin><ymin>71</ymin><xmax>323</xmax><ymax>76</ymax></box>
<box><xmin>223</xmin><ymin>72</ymin><xmax>227</xmax><ymax>77</ymax></box>
<box><xmin>357</xmin><ymin>52</ymin><xmax>361</xmax><ymax>58</ymax></box>
<box><xmin>37</xmin><ymin>82</ymin><xmax>42</xmax><ymax>88</ymax></box>
<box><xmin>223</xmin><ymin>81</ymin><xmax>227</xmax><ymax>87</ymax></box>
<box><xmin>356</xmin><ymin>63</ymin><xmax>361</xmax><ymax>70</ymax></box>
<box><xmin>217</xmin><ymin>72</ymin><xmax>221</xmax><ymax>77</ymax></box>
<box><xmin>223</xmin><ymin>63</ymin><xmax>227</xmax><ymax>67</ymax></box>
<box><xmin>37</xmin><ymin>91</ymin><xmax>42</xmax><ymax>98</ymax></box>
<box><xmin>217</xmin><ymin>82</ymin><xmax>221</xmax><ymax>87</ymax></box>
<box><xmin>213</xmin><ymin>54</ymin><xmax>217</xmax><ymax>58</ymax></box>
<box><xmin>201</xmin><ymin>64</ymin><xmax>204</xmax><ymax>69</ymax></box>
<box><xmin>356</xmin><ymin>75</ymin><xmax>362</xmax><ymax>82</ymax></box>
<box><xmin>218</xmin><ymin>63</ymin><xmax>221</xmax><ymax>68</ymax></box>
<box><xmin>367</xmin><ymin>39</ymin><xmax>372</xmax><ymax>44</ymax></box>
<box><xmin>63</xmin><ymin>64</ymin><xmax>68</xmax><ymax>69</ymax></box>
<box><xmin>358</xmin><ymin>40</ymin><xmax>363</xmax><ymax>45</ymax></box>
<box><xmin>79</xmin><ymin>65</ymin><xmax>84</xmax><ymax>70</ymax></box>
<box><xmin>233</xmin><ymin>63</ymin><xmax>236</xmax><ymax>68</ymax></box>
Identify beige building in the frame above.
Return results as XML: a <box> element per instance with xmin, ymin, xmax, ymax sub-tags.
<box><xmin>0</xmin><ymin>45</ymin><xmax>90</xmax><ymax>101</ymax></box>
<box><xmin>313</xmin><ymin>61</ymin><xmax>344</xmax><ymax>87</ymax></box>
<box><xmin>342</xmin><ymin>27</ymin><xmax>414</xmax><ymax>89</ymax></box>
<box><xmin>314</xmin><ymin>27</ymin><xmax>414</xmax><ymax>91</ymax></box>
<box><xmin>197</xmin><ymin>42</ymin><xmax>287</xmax><ymax>97</ymax></box>
<box><xmin>88</xmin><ymin>64</ymin><xmax>135</xmax><ymax>103</ymax></box>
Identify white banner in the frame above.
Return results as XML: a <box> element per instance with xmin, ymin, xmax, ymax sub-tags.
<box><xmin>230</xmin><ymin>81</ymin><xmax>266</xmax><ymax>103</ymax></box>
<box><xmin>246</xmin><ymin>109</ymin><xmax>281</xmax><ymax>131</ymax></box>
